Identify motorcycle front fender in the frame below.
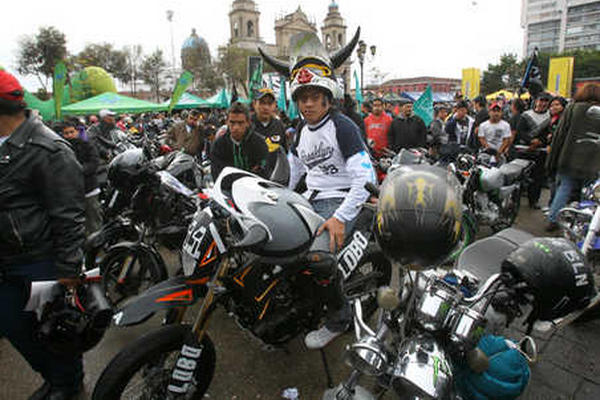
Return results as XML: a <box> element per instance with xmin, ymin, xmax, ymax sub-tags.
<box><xmin>112</xmin><ymin>275</ymin><xmax>208</xmax><ymax>327</ymax></box>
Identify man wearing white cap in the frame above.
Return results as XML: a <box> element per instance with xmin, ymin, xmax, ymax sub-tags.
<box><xmin>87</xmin><ymin>109</ymin><xmax>129</xmax><ymax>185</ymax></box>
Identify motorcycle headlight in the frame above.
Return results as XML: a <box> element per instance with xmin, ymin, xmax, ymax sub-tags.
<box><xmin>346</xmin><ymin>336</ymin><xmax>387</xmax><ymax>376</ymax></box>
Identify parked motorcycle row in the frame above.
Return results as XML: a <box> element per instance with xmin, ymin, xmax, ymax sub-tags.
<box><xmin>26</xmin><ymin>106</ymin><xmax>600</xmax><ymax>400</ymax></box>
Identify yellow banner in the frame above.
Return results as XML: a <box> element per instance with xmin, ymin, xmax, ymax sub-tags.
<box><xmin>547</xmin><ymin>57</ymin><xmax>574</xmax><ymax>98</ymax></box>
<box><xmin>462</xmin><ymin>68</ymin><xmax>480</xmax><ymax>99</ymax></box>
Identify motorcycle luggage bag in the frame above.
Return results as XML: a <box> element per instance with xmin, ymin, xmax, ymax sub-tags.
<box><xmin>456</xmin><ymin>228</ymin><xmax>534</xmax><ymax>281</ymax></box>
<box><xmin>499</xmin><ymin>159</ymin><xmax>532</xmax><ymax>186</ymax></box>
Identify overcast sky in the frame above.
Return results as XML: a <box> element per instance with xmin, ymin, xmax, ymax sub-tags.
<box><xmin>1</xmin><ymin>0</ymin><xmax>524</xmax><ymax>90</ymax></box>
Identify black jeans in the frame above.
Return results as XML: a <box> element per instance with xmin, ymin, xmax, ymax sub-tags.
<box><xmin>518</xmin><ymin>151</ymin><xmax>546</xmax><ymax>206</ymax></box>
<box><xmin>0</xmin><ymin>275</ymin><xmax>83</xmax><ymax>390</ymax></box>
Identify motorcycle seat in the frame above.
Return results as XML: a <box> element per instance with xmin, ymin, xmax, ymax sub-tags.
<box><xmin>499</xmin><ymin>159</ymin><xmax>532</xmax><ymax>186</ymax></box>
<box><xmin>456</xmin><ymin>228</ymin><xmax>534</xmax><ymax>281</ymax></box>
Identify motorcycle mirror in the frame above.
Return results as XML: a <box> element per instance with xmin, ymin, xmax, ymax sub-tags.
<box><xmin>586</xmin><ymin>105</ymin><xmax>600</xmax><ymax>121</ymax></box>
<box><xmin>466</xmin><ymin>347</ymin><xmax>490</xmax><ymax>374</ymax></box>
<box><xmin>377</xmin><ymin>286</ymin><xmax>400</xmax><ymax>311</ymax></box>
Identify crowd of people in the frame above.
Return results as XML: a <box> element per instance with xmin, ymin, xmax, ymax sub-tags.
<box><xmin>1</xmin><ymin>54</ymin><xmax>600</xmax><ymax>397</ymax></box>
<box><xmin>361</xmin><ymin>84</ymin><xmax>600</xmax><ymax>231</ymax></box>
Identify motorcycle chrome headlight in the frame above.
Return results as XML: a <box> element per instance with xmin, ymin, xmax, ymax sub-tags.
<box><xmin>346</xmin><ymin>336</ymin><xmax>387</xmax><ymax>376</ymax></box>
<box><xmin>392</xmin><ymin>335</ymin><xmax>453</xmax><ymax>399</ymax></box>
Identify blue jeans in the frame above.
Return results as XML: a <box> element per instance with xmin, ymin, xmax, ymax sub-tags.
<box><xmin>310</xmin><ymin>197</ymin><xmax>354</xmax><ymax>332</ymax></box>
<box><xmin>311</xmin><ymin>197</ymin><xmax>357</xmax><ymax>236</ymax></box>
<box><xmin>548</xmin><ymin>173</ymin><xmax>584</xmax><ymax>223</ymax></box>
<box><xmin>0</xmin><ymin>269</ymin><xmax>83</xmax><ymax>391</ymax></box>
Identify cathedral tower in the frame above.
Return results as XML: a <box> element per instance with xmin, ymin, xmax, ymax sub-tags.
<box><xmin>229</xmin><ymin>0</ymin><xmax>263</xmax><ymax>50</ymax></box>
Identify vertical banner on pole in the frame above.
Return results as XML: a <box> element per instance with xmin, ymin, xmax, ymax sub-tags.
<box><xmin>547</xmin><ymin>57</ymin><xmax>575</xmax><ymax>98</ymax></box>
<box><xmin>462</xmin><ymin>68</ymin><xmax>480</xmax><ymax>99</ymax></box>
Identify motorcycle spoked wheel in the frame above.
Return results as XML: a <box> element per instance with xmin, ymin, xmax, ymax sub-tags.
<box><xmin>92</xmin><ymin>324</ymin><xmax>216</xmax><ymax>400</ymax></box>
<box><xmin>491</xmin><ymin>188</ymin><xmax>521</xmax><ymax>233</ymax></box>
<box><xmin>343</xmin><ymin>244</ymin><xmax>392</xmax><ymax>318</ymax></box>
<box><xmin>100</xmin><ymin>245</ymin><xmax>168</xmax><ymax>305</ymax></box>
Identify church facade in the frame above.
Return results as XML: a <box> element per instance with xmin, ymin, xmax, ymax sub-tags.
<box><xmin>227</xmin><ymin>0</ymin><xmax>351</xmax><ymax>90</ymax></box>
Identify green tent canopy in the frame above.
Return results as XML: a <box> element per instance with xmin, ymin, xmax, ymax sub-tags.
<box><xmin>62</xmin><ymin>92</ymin><xmax>166</xmax><ymax>115</ymax></box>
<box><xmin>162</xmin><ymin>92</ymin><xmax>208</xmax><ymax>110</ymax></box>
<box><xmin>204</xmin><ymin>89</ymin><xmax>250</xmax><ymax>108</ymax></box>
<box><xmin>24</xmin><ymin>88</ymin><xmax>72</xmax><ymax>121</ymax></box>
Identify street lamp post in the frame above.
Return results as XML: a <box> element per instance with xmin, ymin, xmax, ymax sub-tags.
<box><xmin>356</xmin><ymin>40</ymin><xmax>376</xmax><ymax>98</ymax></box>
<box><xmin>166</xmin><ymin>10</ymin><xmax>176</xmax><ymax>84</ymax></box>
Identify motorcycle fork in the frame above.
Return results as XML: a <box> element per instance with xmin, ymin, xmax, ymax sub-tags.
<box><xmin>116</xmin><ymin>226</ymin><xmax>147</xmax><ymax>285</ymax></box>
<box><xmin>166</xmin><ymin>258</ymin><xmax>231</xmax><ymax>396</ymax></box>
<box><xmin>190</xmin><ymin>257</ymin><xmax>232</xmax><ymax>341</ymax></box>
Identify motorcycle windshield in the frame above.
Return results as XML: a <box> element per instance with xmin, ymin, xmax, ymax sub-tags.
<box><xmin>157</xmin><ymin>170</ymin><xmax>194</xmax><ymax>197</ymax></box>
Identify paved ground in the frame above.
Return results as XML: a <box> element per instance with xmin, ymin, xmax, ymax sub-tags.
<box><xmin>1</xmin><ymin>191</ymin><xmax>599</xmax><ymax>399</ymax></box>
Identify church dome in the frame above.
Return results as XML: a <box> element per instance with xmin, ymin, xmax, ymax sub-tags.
<box><xmin>181</xmin><ymin>28</ymin><xmax>211</xmax><ymax>70</ymax></box>
<box><xmin>182</xmin><ymin>28</ymin><xmax>209</xmax><ymax>51</ymax></box>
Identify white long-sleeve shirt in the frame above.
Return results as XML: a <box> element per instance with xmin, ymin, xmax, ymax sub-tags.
<box><xmin>288</xmin><ymin>111</ymin><xmax>375</xmax><ymax>222</ymax></box>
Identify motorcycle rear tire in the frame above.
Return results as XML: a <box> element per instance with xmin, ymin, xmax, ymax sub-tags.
<box><xmin>92</xmin><ymin>324</ymin><xmax>216</xmax><ymax>400</ymax></box>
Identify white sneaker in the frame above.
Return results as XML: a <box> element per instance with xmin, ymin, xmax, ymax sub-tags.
<box><xmin>304</xmin><ymin>326</ymin><xmax>343</xmax><ymax>350</ymax></box>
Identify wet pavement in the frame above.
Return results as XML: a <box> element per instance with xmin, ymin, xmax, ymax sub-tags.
<box><xmin>1</xmin><ymin>191</ymin><xmax>599</xmax><ymax>399</ymax></box>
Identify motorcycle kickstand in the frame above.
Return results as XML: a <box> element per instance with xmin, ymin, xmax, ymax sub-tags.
<box><xmin>320</xmin><ymin>349</ymin><xmax>334</xmax><ymax>388</ymax></box>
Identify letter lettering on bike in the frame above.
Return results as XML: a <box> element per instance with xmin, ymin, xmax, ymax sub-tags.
<box><xmin>167</xmin><ymin>344</ymin><xmax>204</xmax><ymax>395</ymax></box>
<box><xmin>337</xmin><ymin>231</ymin><xmax>369</xmax><ymax>279</ymax></box>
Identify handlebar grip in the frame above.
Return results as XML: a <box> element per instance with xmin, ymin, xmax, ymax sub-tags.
<box><xmin>364</xmin><ymin>182</ymin><xmax>380</xmax><ymax>198</ymax></box>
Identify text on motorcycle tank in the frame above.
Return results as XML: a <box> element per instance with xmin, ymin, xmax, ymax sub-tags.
<box><xmin>338</xmin><ymin>231</ymin><xmax>369</xmax><ymax>279</ymax></box>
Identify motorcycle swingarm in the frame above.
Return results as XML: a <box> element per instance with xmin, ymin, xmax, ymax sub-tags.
<box><xmin>112</xmin><ymin>275</ymin><xmax>209</xmax><ymax>327</ymax></box>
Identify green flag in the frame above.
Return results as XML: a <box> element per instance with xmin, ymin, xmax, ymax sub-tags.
<box><xmin>354</xmin><ymin>70</ymin><xmax>363</xmax><ymax>104</ymax></box>
<box><xmin>277</xmin><ymin>75</ymin><xmax>287</xmax><ymax>112</ymax></box>
<box><xmin>414</xmin><ymin>85</ymin><xmax>434</xmax><ymax>127</ymax></box>
<box><xmin>287</xmin><ymin>100</ymin><xmax>298</xmax><ymax>120</ymax></box>
<box><xmin>53</xmin><ymin>62</ymin><xmax>67</xmax><ymax>120</ymax></box>
<box><xmin>248</xmin><ymin>61</ymin><xmax>263</xmax><ymax>100</ymax></box>
<box><xmin>168</xmin><ymin>70</ymin><xmax>194</xmax><ymax>113</ymax></box>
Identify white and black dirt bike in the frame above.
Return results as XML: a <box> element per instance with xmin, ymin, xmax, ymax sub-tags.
<box><xmin>92</xmin><ymin>167</ymin><xmax>391</xmax><ymax>399</ymax></box>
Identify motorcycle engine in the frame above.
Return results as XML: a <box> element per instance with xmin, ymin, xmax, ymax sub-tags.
<box><xmin>476</xmin><ymin>192</ymin><xmax>499</xmax><ymax>223</ymax></box>
<box><xmin>227</xmin><ymin>262</ymin><xmax>318</xmax><ymax>345</ymax></box>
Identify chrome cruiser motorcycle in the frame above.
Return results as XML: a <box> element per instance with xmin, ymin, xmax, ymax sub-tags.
<box><xmin>325</xmin><ymin>165</ymin><xmax>595</xmax><ymax>400</ymax></box>
<box><xmin>325</xmin><ymin>227</ymin><xmax>596</xmax><ymax>400</ymax></box>
<box><xmin>92</xmin><ymin>167</ymin><xmax>391</xmax><ymax>399</ymax></box>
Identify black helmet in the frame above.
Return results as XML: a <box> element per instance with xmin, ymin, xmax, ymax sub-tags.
<box><xmin>375</xmin><ymin>165</ymin><xmax>463</xmax><ymax>267</ymax></box>
<box><xmin>502</xmin><ymin>238</ymin><xmax>595</xmax><ymax>321</ymax></box>
<box><xmin>35</xmin><ymin>283</ymin><xmax>113</xmax><ymax>357</ymax></box>
<box><xmin>107</xmin><ymin>148</ymin><xmax>150</xmax><ymax>190</ymax></box>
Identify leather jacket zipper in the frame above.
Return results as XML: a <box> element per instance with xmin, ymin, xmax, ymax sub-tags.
<box><xmin>8</xmin><ymin>212</ymin><xmax>23</xmax><ymax>248</ymax></box>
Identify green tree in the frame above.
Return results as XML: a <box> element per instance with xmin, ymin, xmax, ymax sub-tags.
<box><xmin>72</xmin><ymin>43</ymin><xmax>130</xmax><ymax>86</ymax></box>
<box><xmin>216</xmin><ymin>45</ymin><xmax>276</xmax><ymax>97</ymax></box>
<box><xmin>481</xmin><ymin>53</ymin><xmax>525</xmax><ymax>95</ymax></box>
<box><xmin>16</xmin><ymin>26</ymin><xmax>67</xmax><ymax>91</ymax></box>
<box><xmin>140</xmin><ymin>49</ymin><xmax>167</xmax><ymax>101</ymax></box>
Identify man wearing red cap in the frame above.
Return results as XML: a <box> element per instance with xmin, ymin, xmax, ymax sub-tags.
<box><xmin>0</xmin><ymin>70</ymin><xmax>85</xmax><ymax>399</ymax></box>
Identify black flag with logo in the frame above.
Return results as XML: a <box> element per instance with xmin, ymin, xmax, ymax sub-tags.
<box><xmin>521</xmin><ymin>47</ymin><xmax>544</xmax><ymax>97</ymax></box>
<box><xmin>231</xmin><ymin>81</ymin><xmax>239</xmax><ymax>104</ymax></box>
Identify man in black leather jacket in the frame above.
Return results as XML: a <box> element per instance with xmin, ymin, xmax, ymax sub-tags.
<box><xmin>0</xmin><ymin>70</ymin><xmax>85</xmax><ymax>400</ymax></box>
